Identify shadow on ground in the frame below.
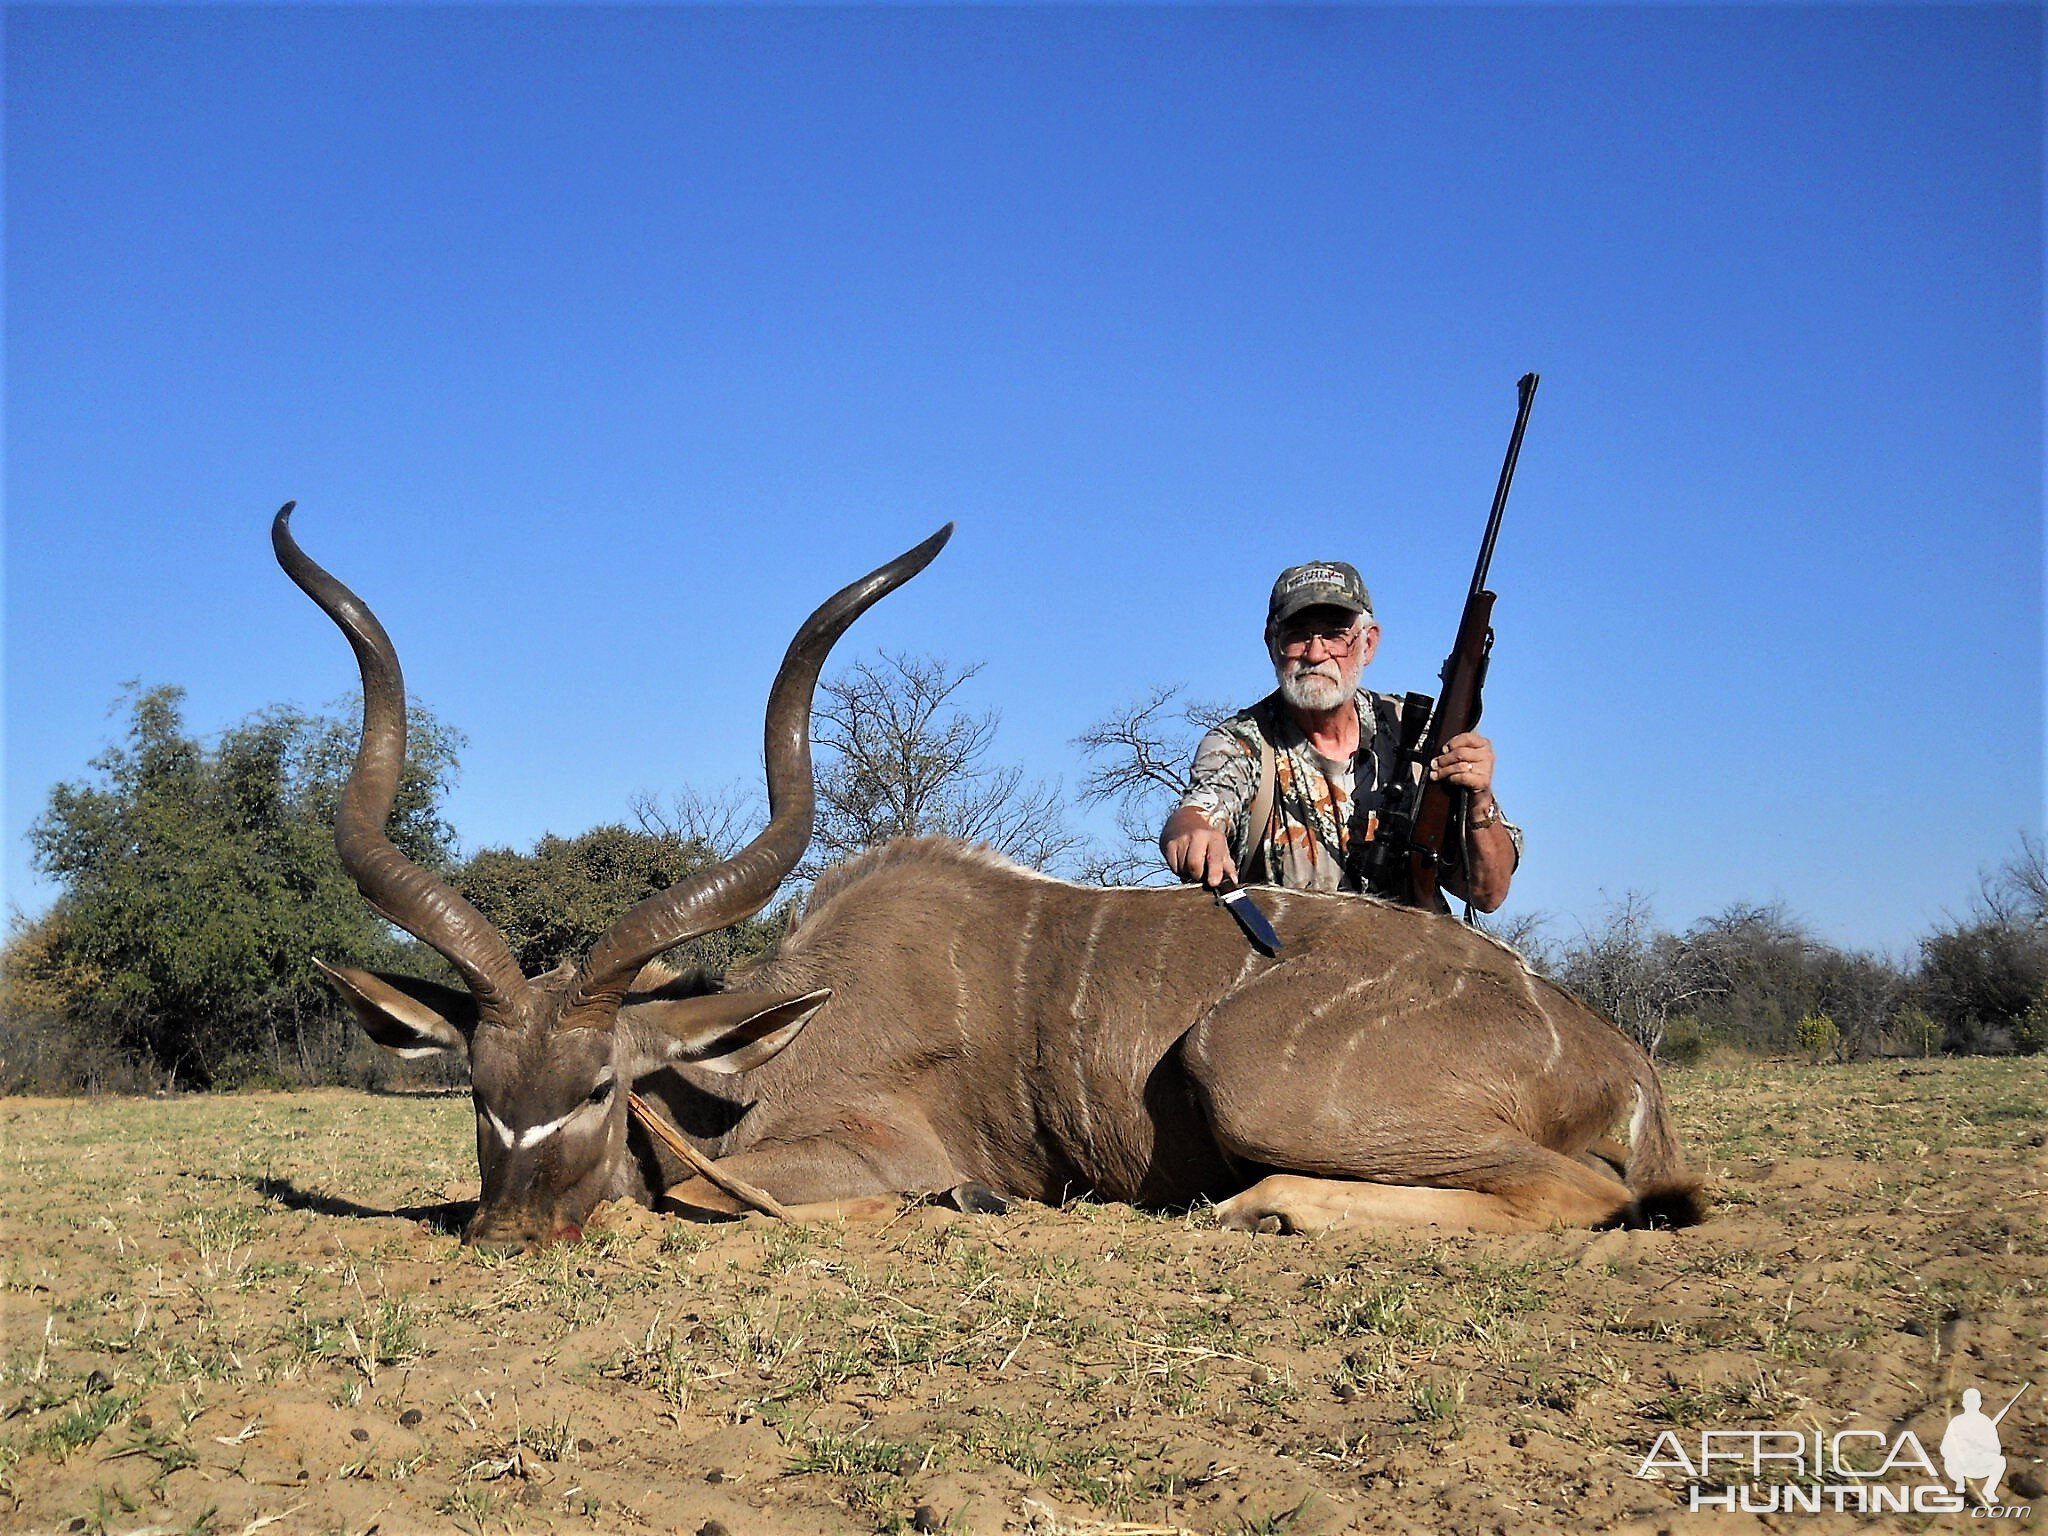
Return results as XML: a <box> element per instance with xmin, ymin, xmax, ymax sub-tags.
<box><xmin>251</xmin><ymin>1174</ymin><xmax>471</xmax><ymax>1235</ymax></box>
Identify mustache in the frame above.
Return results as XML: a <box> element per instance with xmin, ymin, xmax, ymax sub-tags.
<box><xmin>1275</xmin><ymin>650</ymin><xmax>1360</xmax><ymax>713</ymax></box>
<box><xmin>1283</xmin><ymin>658</ymin><xmax>1343</xmax><ymax>683</ymax></box>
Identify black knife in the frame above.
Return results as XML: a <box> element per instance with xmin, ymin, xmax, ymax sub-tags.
<box><xmin>1214</xmin><ymin>879</ymin><xmax>1283</xmax><ymax>957</ymax></box>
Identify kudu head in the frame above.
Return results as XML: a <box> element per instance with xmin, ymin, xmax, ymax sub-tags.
<box><xmin>274</xmin><ymin>505</ymin><xmax>950</xmax><ymax>1253</ymax></box>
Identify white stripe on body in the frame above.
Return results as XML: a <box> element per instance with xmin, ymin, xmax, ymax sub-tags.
<box><xmin>946</xmin><ymin>921</ymin><xmax>970</xmax><ymax>1035</ymax></box>
<box><xmin>1069</xmin><ymin>901</ymin><xmax>1110</xmax><ymax>1020</ymax></box>
<box><xmin>1228</xmin><ymin>951</ymin><xmax>1259</xmax><ymax>992</ymax></box>
<box><xmin>1308</xmin><ymin>948</ymin><xmax>1417</xmax><ymax>1023</ymax></box>
<box><xmin>1066</xmin><ymin>897</ymin><xmax>1115</xmax><ymax>1169</ymax></box>
<box><xmin>1011</xmin><ymin>889</ymin><xmax>1042</xmax><ymax>1010</ymax></box>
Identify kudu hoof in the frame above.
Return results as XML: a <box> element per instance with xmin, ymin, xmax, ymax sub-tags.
<box><xmin>1211</xmin><ymin>1197</ymin><xmax>1295</xmax><ymax>1235</ymax></box>
<box><xmin>943</xmin><ymin>1182</ymin><xmax>1011</xmax><ymax>1216</ymax></box>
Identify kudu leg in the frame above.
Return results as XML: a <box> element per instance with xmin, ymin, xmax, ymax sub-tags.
<box><xmin>1212</xmin><ymin>1144</ymin><xmax>1636</xmax><ymax>1236</ymax></box>
<box><xmin>1580</xmin><ymin>1136</ymin><xmax>1630</xmax><ymax>1180</ymax></box>
<box><xmin>657</xmin><ymin>1124</ymin><xmax>963</xmax><ymax>1224</ymax></box>
<box><xmin>661</xmin><ymin>1184</ymin><xmax>909</xmax><ymax>1224</ymax></box>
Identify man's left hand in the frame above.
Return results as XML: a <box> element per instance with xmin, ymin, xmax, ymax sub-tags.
<box><xmin>1428</xmin><ymin>732</ymin><xmax>1495</xmax><ymax>795</ymax></box>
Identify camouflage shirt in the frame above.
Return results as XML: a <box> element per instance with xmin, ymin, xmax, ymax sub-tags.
<box><xmin>1179</xmin><ymin>689</ymin><xmax>1524</xmax><ymax>898</ymax></box>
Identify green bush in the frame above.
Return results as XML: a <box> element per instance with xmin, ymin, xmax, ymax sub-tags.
<box><xmin>17</xmin><ymin>685</ymin><xmax>462</xmax><ymax>1090</ymax></box>
<box><xmin>2015</xmin><ymin>994</ymin><xmax>2048</xmax><ymax>1057</ymax></box>
<box><xmin>1794</xmin><ymin>1012</ymin><xmax>1841</xmax><ymax>1062</ymax></box>
<box><xmin>1660</xmin><ymin>1014</ymin><xmax>1713</xmax><ymax>1067</ymax></box>
<box><xmin>453</xmin><ymin>824</ymin><xmax>788</xmax><ymax>977</ymax></box>
<box><xmin>1889</xmin><ymin>1004</ymin><xmax>1943</xmax><ymax>1058</ymax></box>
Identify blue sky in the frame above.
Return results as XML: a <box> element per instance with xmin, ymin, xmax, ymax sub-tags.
<box><xmin>5</xmin><ymin>3</ymin><xmax>2041</xmax><ymax>956</ymax></box>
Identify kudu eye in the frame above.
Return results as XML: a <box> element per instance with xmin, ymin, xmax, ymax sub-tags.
<box><xmin>587</xmin><ymin>1079</ymin><xmax>614</xmax><ymax>1106</ymax></box>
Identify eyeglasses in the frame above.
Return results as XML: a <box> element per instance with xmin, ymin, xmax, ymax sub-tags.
<box><xmin>1277</xmin><ymin>621</ymin><xmax>1363</xmax><ymax>657</ymax></box>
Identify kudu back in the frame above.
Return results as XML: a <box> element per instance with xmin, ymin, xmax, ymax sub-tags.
<box><xmin>280</xmin><ymin>508</ymin><xmax>1701</xmax><ymax>1251</ymax></box>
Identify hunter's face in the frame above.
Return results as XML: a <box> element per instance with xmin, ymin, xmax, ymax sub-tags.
<box><xmin>1272</xmin><ymin>605</ymin><xmax>1377</xmax><ymax>710</ymax></box>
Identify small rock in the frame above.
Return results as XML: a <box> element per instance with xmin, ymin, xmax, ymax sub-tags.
<box><xmin>132</xmin><ymin>1413</ymin><xmax>153</xmax><ymax>1430</ymax></box>
<box><xmin>2010</xmin><ymin>1469</ymin><xmax>2045</xmax><ymax>1499</ymax></box>
<box><xmin>699</xmin><ymin>1522</ymin><xmax>730</xmax><ymax>1536</ymax></box>
<box><xmin>704</xmin><ymin>1468</ymin><xmax>726</xmax><ymax>1484</ymax></box>
<box><xmin>84</xmin><ymin>1371</ymin><xmax>112</xmax><ymax>1395</ymax></box>
<box><xmin>68</xmin><ymin>1520</ymin><xmax>86</xmax><ymax>1533</ymax></box>
<box><xmin>912</xmin><ymin>1505</ymin><xmax>943</xmax><ymax>1533</ymax></box>
<box><xmin>351</xmin><ymin>1427</ymin><xmax>370</xmax><ymax>1442</ymax></box>
<box><xmin>1332</xmin><ymin>1381</ymin><xmax>1356</xmax><ymax>1402</ymax></box>
<box><xmin>1900</xmin><ymin>1319</ymin><xmax>1928</xmax><ymax>1337</ymax></box>
<box><xmin>1250</xmin><ymin>1365</ymin><xmax>1272</xmax><ymax>1385</ymax></box>
<box><xmin>1509</xmin><ymin>1431</ymin><xmax>1530</xmax><ymax>1449</ymax></box>
<box><xmin>400</xmin><ymin>1409</ymin><xmax>424</xmax><ymax>1428</ymax></box>
<box><xmin>577</xmin><ymin>1437</ymin><xmax>596</xmax><ymax>1454</ymax></box>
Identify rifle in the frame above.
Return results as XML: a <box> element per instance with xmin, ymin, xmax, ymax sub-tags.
<box><xmin>1378</xmin><ymin>373</ymin><xmax>1539</xmax><ymax>915</ymax></box>
<box><xmin>1989</xmin><ymin>1382</ymin><xmax>2032</xmax><ymax>1427</ymax></box>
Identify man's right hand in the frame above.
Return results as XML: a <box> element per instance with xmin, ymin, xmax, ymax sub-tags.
<box><xmin>1160</xmin><ymin>806</ymin><xmax>1238</xmax><ymax>889</ymax></box>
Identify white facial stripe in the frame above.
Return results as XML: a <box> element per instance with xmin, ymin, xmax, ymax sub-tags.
<box><xmin>515</xmin><ymin>1109</ymin><xmax>578</xmax><ymax>1149</ymax></box>
<box><xmin>482</xmin><ymin>1097</ymin><xmax>607</xmax><ymax>1151</ymax></box>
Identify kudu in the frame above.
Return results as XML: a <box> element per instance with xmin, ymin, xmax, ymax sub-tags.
<box><xmin>278</xmin><ymin>505</ymin><xmax>1701</xmax><ymax>1254</ymax></box>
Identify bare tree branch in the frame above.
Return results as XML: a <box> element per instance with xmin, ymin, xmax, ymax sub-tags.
<box><xmin>807</xmin><ymin>652</ymin><xmax>1081</xmax><ymax>875</ymax></box>
<box><xmin>1473</xmin><ymin>908</ymin><xmax>1552</xmax><ymax>969</ymax></box>
<box><xmin>1551</xmin><ymin>892</ymin><xmax>1724</xmax><ymax>1058</ymax></box>
<box><xmin>1978</xmin><ymin>830</ymin><xmax>2048</xmax><ymax>926</ymax></box>
<box><xmin>1071</xmin><ymin>685</ymin><xmax>1234</xmax><ymax>886</ymax></box>
<box><xmin>628</xmin><ymin>784</ymin><xmax>761</xmax><ymax>862</ymax></box>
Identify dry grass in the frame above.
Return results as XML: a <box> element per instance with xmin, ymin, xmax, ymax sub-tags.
<box><xmin>0</xmin><ymin>1058</ymin><xmax>2041</xmax><ymax>1533</ymax></box>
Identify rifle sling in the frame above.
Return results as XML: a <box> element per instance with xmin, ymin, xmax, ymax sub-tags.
<box><xmin>1234</xmin><ymin>730</ymin><xmax>1277</xmax><ymax>883</ymax></box>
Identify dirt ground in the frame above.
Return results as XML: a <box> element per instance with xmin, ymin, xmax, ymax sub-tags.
<box><xmin>1</xmin><ymin>1057</ymin><xmax>2042</xmax><ymax>1536</ymax></box>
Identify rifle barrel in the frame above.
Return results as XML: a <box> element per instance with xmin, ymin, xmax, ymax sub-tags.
<box><xmin>1989</xmin><ymin>1381</ymin><xmax>2031</xmax><ymax>1426</ymax></box>
<box><xmin>1470</xmin><ymin>372</ymin><xmax>1540</xmax><ymax>598</ymax></box>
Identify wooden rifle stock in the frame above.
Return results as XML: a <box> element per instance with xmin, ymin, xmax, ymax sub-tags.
<box><xmin>1395</xmin><ymin>373</ymin><xmax>1538</xmax><ymax>914</ymax></box>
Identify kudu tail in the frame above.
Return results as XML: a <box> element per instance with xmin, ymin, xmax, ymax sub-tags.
<box><xmin>1619</xmin><ymin>1060</ymin><xmax>1706</xmax><ymax>1229</ymax></box>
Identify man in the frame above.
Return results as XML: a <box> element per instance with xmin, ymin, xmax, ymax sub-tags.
<box><xmin>1940</xmin><ymin>1388</ymin><xmax>2009</xmax><ymax>1505</ymax></box>
<box><xmin>1158</xmin><ymin>560</ymin><xmax>1521</xmax><ymax>911</ymax></box>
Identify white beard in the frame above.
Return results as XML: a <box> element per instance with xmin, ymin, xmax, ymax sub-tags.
<box><xmin>1276</xmin><ymin>654</ymin><xmax>1362</xmax><ymax>712</ymax></box>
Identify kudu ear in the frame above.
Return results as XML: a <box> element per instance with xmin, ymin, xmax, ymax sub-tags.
<box><xmin>625</xmin><ymin>988</ymin><xmax>830</xmax><ymax>1075</ymax></box>
<box><xmin>315</xmin><ymin>959</ymin><xmax>478</xmax><ymax>1061</ymax></box>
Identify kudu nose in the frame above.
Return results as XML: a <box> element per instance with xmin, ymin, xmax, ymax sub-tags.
<box><xmin>463</xmin><ymin>1218</ymin><xmax>584</xmax><ymax>1257</ymax></box>
<box><xmin>463</xmin><ymin>1213</ymin><xmax>545</xmax><ymax>1256</ymax></box>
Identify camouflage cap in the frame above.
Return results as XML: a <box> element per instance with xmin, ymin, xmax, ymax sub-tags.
<box><xmin>1266</xmin><ymin>561</ymin><xmax>1373</xmax><ymax>629</ymax></box>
